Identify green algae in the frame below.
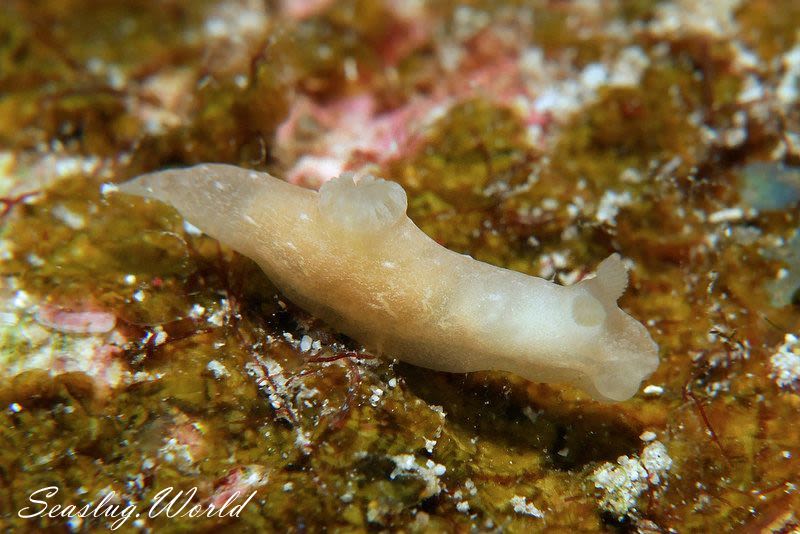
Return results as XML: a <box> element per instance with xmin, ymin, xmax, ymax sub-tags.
<box><xmin>390</xmin><ymin>99</ymin><xmax>535</xmax><ymax>262</ymax></box>
<box><xmin>0</xmin><ymin>1</ymin><xmax>212</xmax><ymax>153</ymax></box>
<box><xmin>737</xmin><ymin>0</ymin><xmax>800</xmax><ymax>60</ymax></box>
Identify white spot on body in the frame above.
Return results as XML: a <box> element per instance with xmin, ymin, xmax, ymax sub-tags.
<box><xmin>183</xmin><ymin>220</ymin><xmax>203</xmax><ymax>236</ymax></box>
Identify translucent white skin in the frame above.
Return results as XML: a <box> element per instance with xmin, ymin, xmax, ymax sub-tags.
<box><xmin>118</xmin><ymin>164</ymin><xmax>659</xmax><ymax>401</ymax></box>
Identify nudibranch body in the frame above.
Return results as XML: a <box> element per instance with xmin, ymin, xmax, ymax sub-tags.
<box><xmin>118</xmin><ymin>164</ymin><xmax>659</xmax><ymax>401</ymax></box>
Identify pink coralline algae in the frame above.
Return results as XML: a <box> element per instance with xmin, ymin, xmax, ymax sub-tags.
<box><xmin>35</xmin><ymin>305</ymin><xmax>117</xmax><ymax>334</ymax></box>
<box><xmin>280</xmin><ymin>0</ymin><xmax>335</xmax><ymax>21</ymax></box>
<box><xmin>276</xmin><ymin>94</ymin><xmax>444</xmax><ymax>186</ymax></box>
<box><xmin>207</xmin><ymin>465</ymin><xmax>270</xmax><ymax>509</ymax></box>
<box><xmin>274</xmin><ymin>24</ymin><xmax>585</xmax><ymax>188</ymax></box>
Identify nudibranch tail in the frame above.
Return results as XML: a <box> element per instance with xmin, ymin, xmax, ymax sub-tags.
<box><xmin>589</xmin><ymin>368</ymin><xmax>648</xmax><ymax>402</ymax></box>
<box><xmin>117</xmin><ymin>164</ymin><xmax>312</xmax><ymax>258</ymax></box>
<box><xmin>117</xmin><ymin>164</ymin><xmax>264</xmax><ymax>213</ymax></box>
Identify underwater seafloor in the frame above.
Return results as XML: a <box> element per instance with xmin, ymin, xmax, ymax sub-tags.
<box><xmin>1</xmin><ymin>0</ymin><xmax>799</xmax><ymax>532</ymax></box>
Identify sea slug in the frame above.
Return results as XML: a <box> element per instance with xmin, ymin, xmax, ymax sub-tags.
<box><xmin>118</xmin><ymin>164</ymin><xmax>659</xmax><ymax>401</ymax></box>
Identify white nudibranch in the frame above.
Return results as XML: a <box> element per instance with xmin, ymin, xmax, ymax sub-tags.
<box><xmin>117</xmin><ymin>164</ymin><xmax>659</xmax><ymax>401</ymax></box>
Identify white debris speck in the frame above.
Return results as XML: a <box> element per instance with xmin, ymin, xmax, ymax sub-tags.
<box><xmin>232</xmin><ymin>74</ymin><xmax>248</xmax><ymax>88</ymax></box>
<box><xmin>100</xmin><ymin>182</ymin><xmax>119</xmax><ymax>196</ymax></box>
<box><xmin>732</xmin><ymin>42</ymin><xmax>760</xmax><ymax>70</ymax></box>
<box><xmin>206</xmin><ymin>300</ymin><xmax>228</xmax><ymax>326</ymax></box>
<box><xmin>283</xmin><ymin>482</ymin><xmax>294</xmax><ymax>492</ymax></box>
<box><xmin>27</xmin><ymin>253</ymin><xmax>44</xmax><ymax>267</ymax></box>
<box><xmin>509</xmin><ymin>495</ymin><xmax>544</xmax><ymax>518</ymax></box>
<box><xmin>124</xmin><ymin>274</ymin><xmax>136</xmax><ymax>285</ymax></box>
<box><xmin>532</xmin><ymin>83</ymin><xmax>582</xmax><ymax>117</ymax></box>
<box><xmin>132</xmin><ymin>371</ymin><xmax>164</xmax><ymax>384</ymax></box>
<box><xmin>581</xmin><ymin>63</ymin><xmax>609</xmax><ymax>89</ymax></box>
<box><xmin>620</xmin><ymin>167</ymin><xmax>644</xmax><ymax>184</ymax></box>
<box><xmin>189</xmin><ymin>303</ymin><xmax>206</xmax><ymax>318</ymax></box>
<box><xmin>453</xmin><ymin>5</ymin><xmax>490</xmax><ymax>40</ymax></box>
<box><xmin>152</xmin><ymin>326</ymin><xmax>168</xmax><ymax>345</ymax></box>
<box><xmin>640</xmin><ymin>431</ymin><xmax>657</xmax><ymax>442</ymax></box>
<box><xmin>738</xmin><ymin>75</ymin><xmax>765</xmax><ymax>104</ymax></box>
<box><xmin>591</xmin><ymin>457</ymin><xmax>648</xmax><ymax>518</ymax></box>
<box><xmin>424</xmin><ymin>438</ymin><xmax>437</xmax><ymax>453</ymax></box>
<box><xmin>159</xmin><ymin>437</ymin><xmax>195</xmax><ymax>468</ymax></box>
<box><xmin>465</xmin><ymin>479</ymin><xmax>477</xmax><ymax>495</ymax></box>
<box><xmin>54</xmin><ymin>156</ymin><xmax>87</xmax><ymax>177</ymax></box>
<box><xmin>591</xmin><ymin>441</ymin><xmax>672</xmax><ymax>518</ymax></box>
<box><xmin>596</xmin><ymin>190</ymin><xmax>633</xmax><ymax>225</ymax></box>
<box><xmin>299</xmin><ymin>335</ymin><xmax>312</xmax><ymax>352</ymax></box>
<box><xmin>708</xmin><ymin>207</ymin><xmax>744</xmax><ymax>224</ymax></box>
<box><xmin>205</xmin><ymin>18</ymin><xmax>226</xmax><ymax>37</ymax></box>
<box><xmin>206</xmin><ymin>359</ymin><xmax>229</xmax><ymax>379</ymax></box>
<box><xmin>456</xmin><ymin>501</ymin><xmax>470</xmax><ymax>513</ymax></box>
<box><xmin>340</xmin><ymin>492</ymin><xmax>354</xmax><ymax>503</ymax></box>
<box><xmin>0</xmin><ymin>240</ymin><xmax>14</xmax><ymax>261</ymax></box>
<box><xmin>343</xmin><ymin>57</ymin><xmax>358</xmax><ymax>81</ymax></box>
<box><xmin>388</xmin><ymin>377</ymin><xmax>397</xmax><ymax>388</ymax></box>
<box><xmin>541</xmin><ymin>197</ymin><xmax>559</xmax><ymax>210</ymax></box>
<box><xmin>389</xmin><ymin>455</ymin><xmax>447</xmax><ymax>497</ymax></box>
<box><xmin>369</xmin><ymin>387</ymin><xmax>384</xmax><ymax>406</ymax></box>
<box><xmin>51</xmin><ymin>204</ymin><xmax>86</xmax><ymax>230</ymax></box>
<box><xmin>66</xmin><ymin>516</ymin><xmax>83</xmax><ymax>531</ymax></box>
<box><xmin>641</xmin><ymin>441</ymin><xmax>673</xmax><ymax>484</ymax></box>
<box><xmin>608</xmin><ymin>46</ymin><xmax>649</xmax><ymax>87</ymax></box>
<box><xmin>777</xmin><ymin>44</ymin><xmax>800</xmax><ymax>107</ymax></box>
<box><xmin>770</xmin><ymin>334</ymin><xmax>800</xmax><ymax>390</ymax></box>
<box><xmin>643</xmin><ymin>384</ymin><xmax>664</xmax><ymax>396</ymax></box>
<box><xmin>649</xmin><ymin>0</ymin><xmax>740</xmax><ymax>38</ymax></box>
<box><xmin>133</xmin><ymin>290</ymin><xmax>146</xmax><ymax>302</ymax></box>
<box><xmin>295</xmin><ymin>429</ymin><xmax>312</xmax><ymax>451</ymax></box>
